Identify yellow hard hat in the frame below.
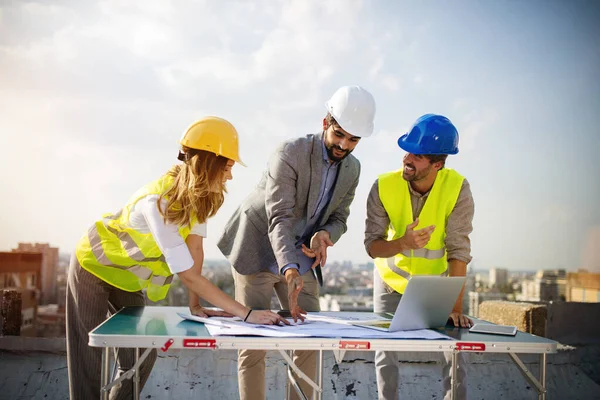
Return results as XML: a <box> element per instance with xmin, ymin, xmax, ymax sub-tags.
<box><xmin>179</xmin><ymin>116</ymin><xmax>246</xmax><ymax>166</ymax></box>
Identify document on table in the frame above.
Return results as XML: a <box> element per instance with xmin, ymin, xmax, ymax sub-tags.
<box><xmin>304</xmin><ymin>311</ymin><xmax>392</xmax><ymax>325</ymax></box>
<box><xmin>178</xmin><ymin>312</ymin><xmax>310</xmax><ymax>337</ymax></box>
<box><xmin>178</xmin><ymin>312</ymin><xmax>452</xmax><ymax>340</ymax></box>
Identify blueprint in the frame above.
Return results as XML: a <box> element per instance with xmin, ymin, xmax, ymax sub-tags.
<box><xmin>178</xmin><ymin>312</ymin><xmax>452</xmax><ymax>340</ymax></box>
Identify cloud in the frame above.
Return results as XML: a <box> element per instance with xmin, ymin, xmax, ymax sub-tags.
<box><xmin>0</xmin><ymin>0</ymin><xmax>390</xmax><ymax>252</ymax></box>
<box><xmin>2</xmin><ymin>0</ymin><xmax>596</xmax><ymax>273</ymax></box>
<box><xmin>453</xmin><ymin>106</ymin><xmax>499</xmax><ymax>153</ymax></box>
<box><xmin>368</xmin><ymin>56</ymin><xmax>384</xmax><ymax>80</ymax></box>
<box><xmin>452</xmin><ymin>98</ymin><xmax>469</xmax><ymax>110</ymax></box>
<box><xmin>542</xmin><ymin>204</ymin><xmax>573</xmax><ymax>225</ymax></box>
<box><xmin>381</xmin><ymin>75</ymin><xmax>401</xmax><ymax>92</ymax></box>
<box><xmin>364</xmin><ymin>30</ymin><xmax>407</xmax><ymax>93</ymax></box>
<box><xmin>370</xmin><ymin>129</ymin><xmax>402</xmax><ymax>154</ymax></box>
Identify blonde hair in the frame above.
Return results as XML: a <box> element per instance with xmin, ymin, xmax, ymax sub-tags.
<box><xmin>158</xmin><ymin>148</ymin><xmax>228</xmax><ymax>227</ymax></box>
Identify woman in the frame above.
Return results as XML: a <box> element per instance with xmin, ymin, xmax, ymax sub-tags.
<box><xmin>66</xmin><ymin>116</ymin><xmax>287</xmax><ymax>400</ymax></box>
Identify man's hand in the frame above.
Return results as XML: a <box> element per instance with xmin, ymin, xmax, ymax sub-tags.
<box><xmin>400</xmin><ymin>218</ymin><xmax>435</xmax><ymax>250</ymax></box>
<box><xmin>301</xmin><ymin>230</ymin><xmax>334</xmax><ymax>269</ymax></box>
<box><xmin>246</xmin><ymin>310</ymin><xmax>290</xmax><ymax>326</ymax></box>
<box><xmin>284</xmin><ymin>268</ymin><xmax>306</xmax><ymax>323</ymax></box>
<box><xmin>448</xmin><ymin>311</ymin><xmax>473</xmax><ymax>328</ymax></box>
<box><xmin>190</xmin><ymin>305</ymin><xmax>233</xmax><ymax>318</ymax></box>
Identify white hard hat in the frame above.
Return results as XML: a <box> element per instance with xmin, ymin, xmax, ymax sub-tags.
<box><xmin>325</xmin><ymin>85</ymin><xmax>376</xmax><ymax>137</ymax></box>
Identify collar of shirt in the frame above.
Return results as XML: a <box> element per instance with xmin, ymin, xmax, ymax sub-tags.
<box><xmin>407</xmin><ymin>181</ymin><xmax>431</xmax><ymax>199</ymax></box>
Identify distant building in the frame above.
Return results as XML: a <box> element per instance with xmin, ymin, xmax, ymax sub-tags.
<box><xmin>489</xmin><ymin>268</ymin><xmax>509</xmax><ymax>289</ymax></box>
<box><xmin>566</xmin><ymin>271</ymin><xmax>600</xmax><ymax>302</ymax></box>
<box><xmin>468</xmin><ymin>291</ymin><xmax>507</xmax><ymax>318</ymax></box>
<box><xmin>581</xmin><ymin>227</ymin><xmax>600</xmax><ymax>273</ymax></box>
<box><xmin>56</xmin><ymin>274</ymin><xmax>67</xmax><ymax>310</ymax></box>
<box><xmin>346</xmin><ymin>287</ymin><xmax>373</xmax><ymax>298</ymax></box>
<box><xmin>37</xmin><ymin>304</ymin><xmax>65</xmax><ymax>337</ymax></box>
<box><xmin>474</xmin><ymin>272</ymin><xmax>488</xmax><ymax>289</ymax></box>
<box><xmin>12</xmin><ymin>243</ymin><xmax>59</xmax><ymax>305</ymax></box>
<box><xmin>539</xmin><ymin>269</ymin><xmax>566</xmax><ymax>301</ymax></box>
<box><xmin>462</xmin><ymin>269</ymin><xmax>476</xmax><ymax>314</ymax></box>
<box><xmin>518</xmin><ymin>279</ymin><xmax>541</xmax><ymax>302</ymax></box>
<box><xmin>320</xmin><ymin>294</ymin><xmax>373</xmax><ymax>312</ymax></box>
<box><xmin>518</xmin><ymin>269</ymin><xmax>566</xmax><ymax>302</ymax></box>
<box><xmin>0</xmin><ymin>251</ymin><xmax>42</xmax><ymax>336</ymax></box>
<box><xmin>56</xmin><ymin>253</ymin><xmax>70</xmax><ymax>310</ymax></box>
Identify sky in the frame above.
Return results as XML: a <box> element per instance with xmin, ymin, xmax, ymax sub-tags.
<box><xmin>1</xmin><ymin>0</ymin><xmax>599</xmax><ymax>272</ymax></box>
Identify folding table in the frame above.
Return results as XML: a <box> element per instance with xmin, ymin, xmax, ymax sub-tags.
<box><xmin>89</xmin><ymin>306</ymin><xmax>557</xmax><ymax>400</ymax></box>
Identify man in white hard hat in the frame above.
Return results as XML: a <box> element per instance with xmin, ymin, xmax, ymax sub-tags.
<box><xmin>218</xmin><ymin>85</ymin><xmax>376</xmax><ymax>400</ymax></box>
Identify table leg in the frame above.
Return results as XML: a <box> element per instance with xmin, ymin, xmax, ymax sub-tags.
<box><xmin>316</xmin><ymin>350</ymin><xmax>323</xmax><ymax>400</ymax></box>
<box><xmin>287</xmin><ymin>367</ymin><xmax>309</xmax><ymax>400</ymax></box>
<box><xmin>101</xmin><ymin>348</ymin><xmax>153</xmax><ymax>395</ymax></box>
<box><xmin>508</xmin><ymin>353</ymin><xmax>546</xmax><ymax>397</ymax></box>
<box><xmin>134</xmin><ymin>348</ymin><xmax>140</xmax><ymax>400</ymax></box>
<box><xmin>101</xmin><ymin>347</ymin><xmax>110</xmax><ymax>400</ymax></box>
<box><xmin>280</xmin><ymin>349</ymin><xmax>321</xmax><ymax>399</ymax></box>
<box><xmin>451</xmin><ymin>351</ymin><xmax>458</xmax><ymax>400</ymax></box>
<box><xmin>539</xmin><ymin>353</ymin><xmax>547</xmax><ymax>400</ymax></box>
<box><xmin>111</xmin><ymin>349</ymin><xmax>119</xmax><ymax>383</ymax></box>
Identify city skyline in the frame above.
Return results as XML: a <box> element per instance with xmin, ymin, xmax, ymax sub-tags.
<box><xmin>1</xmin><ymin>1</ymin><xmax>599</xmax><ymax>272</ymax></box>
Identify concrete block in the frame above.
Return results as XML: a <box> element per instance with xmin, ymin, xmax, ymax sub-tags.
<box><xmin>478</xmin><ymin>301</ymin><xmax>547</xmax><ymax>336</ymax></box>
<box><xmin>547</xmin><ymin>302</ymin><xmax>600</xmax><ymax>345</ymax></box>
<box><xmin>1</xmin><ymin>289</ymin><xmax>22</xmax><ymax>336</ymax></box>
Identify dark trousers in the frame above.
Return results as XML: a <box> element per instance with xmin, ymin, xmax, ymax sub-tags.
<box><xmin>373</xmin><ymin>271</ymin><xmax>467</xmax><ymax>400</ymax></box>
<box><xmin>66</xmin><ymin>254</ymin><xmax>157</xmax><ymax>399</ymax></box>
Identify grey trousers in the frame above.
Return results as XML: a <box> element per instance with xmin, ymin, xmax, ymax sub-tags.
<box><xmin>373</xmin><ymin>271</ymin><xmax>467</xmax><ymax>400</ymax></box>
<box><xmin>66</xmin><ymin>254</ymin><xmax>157</xmax><ymax>400</ymax></box>
<box><xmin>232</xmin><ymin>268</ymin><xmax>320</xmax><ymax>400</ymax></box>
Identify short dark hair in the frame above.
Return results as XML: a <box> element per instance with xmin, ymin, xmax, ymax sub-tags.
<box><xmin>325</xmin><ymin>113</ymin><xmax>340</xmax><ymax>129</ymax></box>
<box><xmin>424</xmin><ymin>154</ymin><xmax>448</xmax><ymax>169</ymax></box>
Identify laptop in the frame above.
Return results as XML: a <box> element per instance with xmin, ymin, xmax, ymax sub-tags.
<box><xmin>354</xmin><ymin>275</ymin><xmax>466</xmax><ymax>332</ymax></box>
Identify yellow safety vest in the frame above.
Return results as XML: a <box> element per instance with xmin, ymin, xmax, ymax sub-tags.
<box><xmin>374</xmin><ymin>168</ymin><xmax>464</xmax><ymax>294</ymax></box>
<box><xmin>75</xmin><ymin>174</ymin><xmax>197</xmax><ymax>301</ymax></box>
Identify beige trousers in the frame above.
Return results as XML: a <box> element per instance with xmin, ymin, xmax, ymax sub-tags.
<box><xmin>232</xmin><ymin>268</ymin><xmax>320</xmax><ymax>400</ymax></box>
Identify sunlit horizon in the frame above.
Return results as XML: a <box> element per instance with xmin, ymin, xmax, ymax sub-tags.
<box><xmin>1</xmin><ymin>1</ymin><xmax>599</xmax><ymax>272</ymax></box>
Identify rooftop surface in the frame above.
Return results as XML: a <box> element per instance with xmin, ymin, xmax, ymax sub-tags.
<box><xmin>2</xmin><ymin>301</ymin><xmax>600</xmax><ymax>399</ymax></box>
<box><xmin>1</xmin><ymin>336</ymin><xmax>599</xmax><ymax>399</ymax></box>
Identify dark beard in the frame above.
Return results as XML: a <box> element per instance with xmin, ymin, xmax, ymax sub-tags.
<box><xmin>402</xmin><ymin>164</ymin><xmax>431</xmax><ymax>181</ymax></box>
<box><xmin>325</xmin><ymin>144</ymin><xmax>351</xmax><ymax>162</ymax></box>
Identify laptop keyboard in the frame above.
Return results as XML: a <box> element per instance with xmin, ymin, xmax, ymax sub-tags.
<box><xmin>369</xmin><ymin>321</ymin><xmax>391</xmax><ymax>328</ymax></box>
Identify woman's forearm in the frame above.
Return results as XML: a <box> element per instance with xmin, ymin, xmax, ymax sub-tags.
<box><xmin>188</xmin><ymin>287</ymin><xmax>200</xmax><ymax>309</ymax></box>
<box><xmin>178</xmin><ymin>269</ymin><xmax>248</xmax><ymax>319</ymax></box>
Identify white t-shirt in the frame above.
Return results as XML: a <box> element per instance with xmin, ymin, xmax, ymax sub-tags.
<box><xmin>128</xmin><ymin>194</ymin><xmax>207</xmax><ymax>274</ymax></box>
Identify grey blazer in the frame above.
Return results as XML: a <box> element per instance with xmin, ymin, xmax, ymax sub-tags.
<box><xmin>217</xmin><ymin>133</ymin><xmax>361</xmax><ymax>275</ymax></box>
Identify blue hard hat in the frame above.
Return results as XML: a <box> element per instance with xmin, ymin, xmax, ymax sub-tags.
<box><xmin>397</xmin><ymin>114</ymin><xmax>459</xmax><ymax>155</ymax></box>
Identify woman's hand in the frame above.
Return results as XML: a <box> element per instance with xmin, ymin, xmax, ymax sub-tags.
<box><xmin>190</xmin><ymin>305</ymin><xmax>232</xmax><ymax>318</ymax></box>
<box><xmin>245</xmin><ymin>310</ymin><xmax>290</xmax><ymax>326</ymax></box>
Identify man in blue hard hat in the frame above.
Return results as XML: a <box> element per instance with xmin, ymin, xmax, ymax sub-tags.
<box><xmin>364</xmin><ymin>114</ymin><xmax>474</xmax><ymax>400</ymax></box>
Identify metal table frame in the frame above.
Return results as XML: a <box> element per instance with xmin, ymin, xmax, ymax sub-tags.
<box><xmin>89</xmin><ymin>306</ymin><xmax>557</xmax><ymax>400</ymax></box>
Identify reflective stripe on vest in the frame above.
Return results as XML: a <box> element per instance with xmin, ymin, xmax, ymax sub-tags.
<box><xmin>385</xmin><ymin>257</ymin><xmax>449</xmax><ymax>279</ymax></box>
<box><xmin>374</xmin><ymin>168</ymin><xmax>464</xmax><ymax>294</ymax></box>
<box><xmin>397</xmin><ymin>248</ymin><xmax>446</xmax><ymax>260</ymax></box>
<box><xmin>75</xmin><ymin>174</ymin><xmax>195</xmax><ymax>301</ymax></box>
